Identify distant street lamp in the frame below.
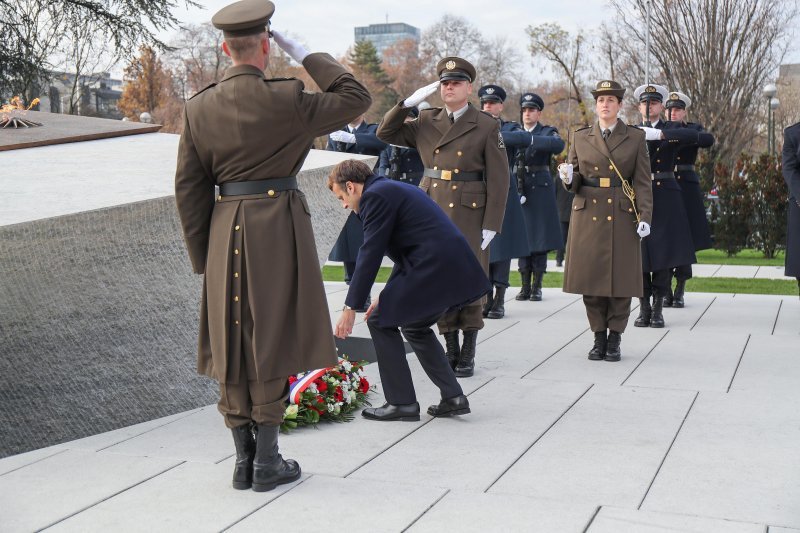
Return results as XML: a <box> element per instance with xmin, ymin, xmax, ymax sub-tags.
<box><xmin>770</xmin><ymin>97</ymin><xmax>780</xmax><ymax>157</ymax></box>
<box><xmin>763</xmin><ymin>83</ymin><xmax>777</xmax><ymax>155</ymax></box>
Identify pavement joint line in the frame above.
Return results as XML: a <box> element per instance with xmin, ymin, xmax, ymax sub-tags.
<box><xmin>481</xmin><ymin>383</ymin><xmax>594</xmax><ymax>494</ymax></box>
<box><xmin>94</xmin><ymin>408</ymin><xmax>207</xmax><ymax>453</ymax></box>
<box><xmin>771</xmin><ymin>299</ymin><xmax>783</xmax><ymax>336</ymax></box>
<box><xmin>538</xmin><ymin>295</ymin><xmax>583</xmax><ymax>323</ymax></box>
<box><xmin>219</xmin><ymin>474</ymin><xmax>314</xmax><ymax>532</ymax></box>
<box><xmin>753</xmin><ymin>266</ymin><xmax>760</xmax><ymax>279</ymax></box>
<box><xmin>519</xmin><ymin>327</ymin><xmax>591</xmax><ymax>379</ymax></box>
<box><xmin>710</xmin><ymin>264</ymin><xmax>722</xmax><ymax>277</ymax></box>
<box><xmin>342</xmin><ymin>377</ymin><xmax>497</xmax><ymax>479</ymax></box>
<box><xmin>37</xmin><ymin>460</ymin><xmax>186</xmax><ymax>531</ymax></box>
<box><xmin>689</xmin><ymin>296</ymin><xmax>717</xmax><ymax>331</ymax></box>
<box><xmin>477</xmin><ymin>320</ymin><xmax>521</xmax><ymax>344</ymax></box>
<box><xmin>0</xmin><ymin>448</ymin><xmax>68</xmax><ymax>477</ymax></box>
<box><xmin>637</xmin><ymin>391</ymin><xmax>699</xmax><ymax>510</ymax></box>
<box><xmin>399</xmin><ymin>488</ymin><xmax>451</xmax><ymax>532</ymax></box>
<box><xmin>726</xmin><ymin>334</ymin><xmax>752</xmax><ymax>393</ymax></box>
<box><xmin>580</xmin><ymin>505</ymin><xmax>603</xmax><ymax>533</ymax></box>
<box><xmin>619</xmin><ymin>329</ymin><xmax>670</xmax><ymax>387</ymax></box>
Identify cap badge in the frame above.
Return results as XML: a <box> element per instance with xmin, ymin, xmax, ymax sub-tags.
<box><xmin>486</xmin><ymin>87</ymin><xmax>495</xmax><ymax>94</ymax></box>
<box><xmin>601</xmin><ymin>81</ymin><xmax>611</xmax><ymax>88</ymax></box>
<box><xmin>645</xmin><ymin>85</ymin><xmax>656</xmax><ymax>93</ymax></box>
<box><xmin>446</xmin><ymin>60</ymin><xmax>456</xmax><ymax>70</ymax></box>
<box><xmin>524</xmin><ymin>95</ymin><xmax>533</xmax><ymax>101</ymax></box>
<box><xmin>670</xmin><ymin>92</ymin><xmax>679</xmax><ymax>100</ymax></box>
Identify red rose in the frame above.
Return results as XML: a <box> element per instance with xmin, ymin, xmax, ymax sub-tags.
<box><xmin>314</xmin><ymin>379</ymin><xmax>328</xmax><ymax>392</ymax></box>
<box><xmin>314</xmin><ymin>395</ymin><xmax>325</xmax><ymax>406</ymax></box>
<box><xmin>334</xmin><ymin>386</ymin><xmax>344</xmax><ymax>402</ymax></box>
<box><xmin>288</xmin><ymin>375</ymin><xmax>298</xmax><ymax>384</ymax></box>
<box><xmin>359</xmin><ymin>378</ymin><xmax>370</xmax><ymax>393</ymax></box>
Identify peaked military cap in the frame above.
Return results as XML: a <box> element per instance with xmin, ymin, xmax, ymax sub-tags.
<box><xmin>665</xmin><ymin>91</ymin><xmax>692</xmax><ymax>109</ymax></box>
<box><xmin>437</xmin><ymin>57</ymin><xmax>476</xmax><ymax>83</ymax></box>
<box><xmin>633</xmin><ymin>84</ymin><xmax>669</xmax><ymax>103</ymax></box>
<box><xmin>479</xmin><ymin>84</ymin><xmax>507</xmax><ymax>103</ymax></box>
<box><xmin>519</xmin><ymin>92</ymin><xmax>545</xmax><ymax>110</ymax></box>
<box><xmin>590</xmin><ymin>80</ymin><xmax>626</xmax><ymax>100</ymax></box>
<box><xmin>212</xmin><ymin>0</ymin><xmax>275</xmax><ymax>37</ymax></box>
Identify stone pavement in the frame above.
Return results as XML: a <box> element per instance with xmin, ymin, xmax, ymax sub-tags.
<box><xmin>1</xmin><ymin>283</ymin><xmax>799</xmax><ymax>532</ymax></box>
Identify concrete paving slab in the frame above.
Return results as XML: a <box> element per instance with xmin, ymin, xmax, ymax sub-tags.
<box><xmin>101</xmin><ymin>406</ymin><xmax>232</xmax><ymax>463</ymax></box>
<box><xmin>0</xmin><ymin>449</ymin><xmax>180</xmax><ymax>532</ymax></box>
<box><xmin>408</xmin><ymin>492</ymin><xmax>598</xmax><ymax>532</ymax></box>
<box><xmin>693</xmin><ymin>293</ymin><xmax>781</xmax><ymax>334</ymax></box>
<box><xmin>347</xmin><ymin>378</ymin><xmax>591</xmax><ymax>491</ymax></box>
<box><xmin>46</xmin><ymin>462</ymin><xmax>303</xmax><ymax>533</ymax></box>
<box><xmin>659</xmin><ymin>293</ymin><xmax>718</xmax><ymax>331</ymax></box>
<box><xmin>228</xmin><ymin>474</ymin><xmax>447</xmax><ymax>533</ymax></box>
<box><xmin>729</xmin><ymin>334</ymin><xmax>800</xmax><ymax>395</ymax></box>
<box><xmin>527</xmin><ymin>327</ymin><xmax>667</xmax><ymax>386</ymax></box>
<box><xmin>642</xmin><ymin>390</ymin><xmax>800</xmax><ymax>528</ymax></box>
<box><xmin>755</xmin><ymin>266</ymin><xmax>796</xmax><ymax>280</ymax></box>
<box><xmin>0</xmin><ymin>445</ymin><xmax>66</xmax><ymax>476</ymax></box>
<box><xmin>691</xmin><ymin>264</ymin><xmax>722</xmax><ymax>277</ymax></box>
<box><xmin>714</xmin><ymin>265</ymin><xmax>759</xmax><ymax>278</ymax></box>
<box><xmin>488</xmin><ymin>385</ymin><xmax>696</xmax><ymax>507</ymax></box>
<box><xmin>588</xmin><ymin>506</ymin><xmax>765</xmax><ymax>532</ymax></box>
<box><xmin>770</xmin><ymin>528</ymin><xmax>800</xmax><ymax>533</ymax></box>
<box><xmin>624</xmin><ymin>330</ymin><xmax>749</xmax><ymax>392</ymax></box>
<box><xmin>773</xmin><ymin>297</ymin><xmax>800</xmax><ymax>336</ymax></box>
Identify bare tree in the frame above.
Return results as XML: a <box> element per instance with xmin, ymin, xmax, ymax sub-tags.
<box><xmin>166</xmin><ymin>23</ymin><xmax>229</xmax><ymax>100</ymax></box>
<box><xmin>476</xmin><ymin>35</ymin><xmax>522</xmax><ymax>95</ymax></box>
<box><xmin>382</xmin><ymin>38</ymin><xmax>431</xmax><ymax>100</ymax></box>
<box><xmin>420</xmin><ymin>15</ymin><xmax>484</xmax><ymax>70</ymax></box>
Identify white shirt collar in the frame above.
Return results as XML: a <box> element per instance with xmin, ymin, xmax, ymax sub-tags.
<box><xmin>445</xmin><ymin>103</ymin><xmax>469</xmax><ymax>122</ymax></box>
<box><xmin>525</xmin><ymin>122</ymin><xmax>539</xmax><ymax>133</ymax></box>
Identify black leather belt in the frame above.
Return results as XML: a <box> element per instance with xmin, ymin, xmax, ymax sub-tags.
<box><xmin>582</xmin><ymin>176</ymin><xmax>622</xmax><ymax>188</ymax></box>
<box><xmin>651</xmin><ymin>171</ymin><xmax>675</xmax><ymax>180</ymax></box>
<box><xmin>525</xmin><ymin>165</ymin><xmax>550</xmax><ymax>172</ymax></box>
<box><xmin>424</xmin><ymin>168</ymin><xmax>483</xmax><ymax>181</ymax></box>
<box><xmin>675</xmin><ymin>165</ymin><xmax>696</xmax><ymax>172</ymax></box>
<box><xmin>220</xmin><ymin>177</ymin><xmax>298</xmax><ymax>196</ymax></box>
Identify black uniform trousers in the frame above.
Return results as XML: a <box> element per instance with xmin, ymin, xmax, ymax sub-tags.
<box><xmin>643</xmin><ymin>270</ymin><xmax>673</xmax><ymax>298</ymax></box>
<box><xmin>367</xmin><ymin>306</ymin><xmax>463</xmax><ymax>406</ymax></box>
<box><xmin>518</xmin><ymin>252</ymin><xmax>548</xmax><ymax>273</ymax></box>
<box><xmin>489</xmin><ymin>260</ymin><xmax>511</xmax><ymax>288</ymax></box>
<box><xmin>672</xmin><ymin>264</ymin><xmax>693</xmax><ymax>281</ymax></box>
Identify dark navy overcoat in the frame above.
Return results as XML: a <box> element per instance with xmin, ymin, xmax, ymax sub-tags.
<box><xmin>378</xmin><ymin>145</ymin><xmax>424</xmax><ymax>186</ymax></box>
<box><xmin>345</xmin><ymin>175</ymin><xmax>491</xmax><ymax>327</ymax></box>
<box><xmin>675</xmin><ymin>122</ymin><xmax>714</xmax><ymax>251</ymax></box>
<box><xmin>784</xmin><ymin>122</ymin><xmax>800</xmax><ymax>278</ymax></box>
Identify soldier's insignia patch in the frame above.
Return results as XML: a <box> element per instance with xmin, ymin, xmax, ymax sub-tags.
<box><xmin>446</xmin><ymin>60</ymin><xmax>456</xmax><ymax>70</ymax></box>
<box><xmin>498</xmin><ymin>132</ymin><xmax>505</xmax><ymax>149</ymax></box>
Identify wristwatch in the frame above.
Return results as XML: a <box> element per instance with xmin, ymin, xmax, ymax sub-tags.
<box><xmin>343</xmin><ymin>304</ymin><xmax>354</xmax><ymax>311</ymax></box>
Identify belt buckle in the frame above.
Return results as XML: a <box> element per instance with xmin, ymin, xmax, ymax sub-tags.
<box><xmin>440</xmin><ymin>170</ymin><xmax>452</xmax><ymax>181</ymax></box>
<box><xmin>599</xmin><ymin>177</ymin><xmax>611</xmax><ymax>188</ymax></box>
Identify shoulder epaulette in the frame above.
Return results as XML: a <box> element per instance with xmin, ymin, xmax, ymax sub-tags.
<box><xmin>264</xmin><ymin>77</ymin><xmax>297</xmax><ymax>82</ymax></box>
<box><xmin>189</xmin><ymin>83</ymin><xmax>217</xmax><ymax>99</ymax></box>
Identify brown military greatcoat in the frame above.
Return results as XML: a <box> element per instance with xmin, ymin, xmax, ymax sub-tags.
<box><xmin>175</xmin><ymin>53</ymin><xmax>371</xmax><ymax>384</ymax></box>
<box><xmin>563</xmin><ymin>120</ymin><xmax>653</xmax><ymax>297</ymax></box>
<box><xmin>376</xmin><ymin>103</ymin><xmax>509</xmax><ymax>270</ymax></box>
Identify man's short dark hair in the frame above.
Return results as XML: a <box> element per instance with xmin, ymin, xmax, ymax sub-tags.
<box><xmin>225</xmin><ymin>33</ymin><xmax>265</xmax><ymax>60</ymax></box>
<box><xmin>327</xmin><ymin>159</ymin><xmax>373</xmax><ymax>190</ymax></box>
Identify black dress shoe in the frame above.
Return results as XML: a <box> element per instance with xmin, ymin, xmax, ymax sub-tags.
<box><xmin>362</xmin><ymin>402</ymin><xmax>420</xmax><ymax>422</ymax></box>
<box><xmin>427</xmin><ymin>394</ymin><xmax>471</xmax><ymax>417</ymax></box>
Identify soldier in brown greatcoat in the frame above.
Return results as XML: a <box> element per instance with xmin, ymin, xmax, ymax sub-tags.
<box><xmin>377</xmin><ymin>56</ymin><xmax>508</xmax><ymax>378</ymax></box>
<box><xmin>559</xmin><ymin>80</ymin><xmax>653</xmax><ymax>362</ymax></box>
<box><xmin>174</xmin><ymin>0</ymin><xmax>371</xmax><ymax>492</ymax></box>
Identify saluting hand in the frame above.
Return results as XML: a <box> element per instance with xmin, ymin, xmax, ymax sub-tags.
<box><xmin>403</xmin><ymin>81</ymin><xmax>440</xmax><ymax>108</ymax></box>
<box><xmin>272</xmin><ymin>30</ymin><xmax>309</xmax><ymax>63</ymax></box>
<box><xmin>557</xmin><ymin>163</ymin><xmax>573</xmax><ymax>185</ymax></box>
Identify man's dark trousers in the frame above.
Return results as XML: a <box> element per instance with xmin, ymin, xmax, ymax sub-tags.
<box><xmin>367</xmin><ymin>306</ymin><xmax>463</xmax><ymax>405</ymax></box>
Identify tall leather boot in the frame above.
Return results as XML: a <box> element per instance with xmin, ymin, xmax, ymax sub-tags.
<box><xmin>664</xmin><ymin>277</ymin><xmax>674</xmax><ymax>307</ymax></box>
<box><xmin>588</xmin><ymin>331</ymin><xmax>607</xmax><ymax>360</ymax></box>
<box><xmin>516</xmin><ymin>270</ymin><xmax>532</xmax><ymax>300</ymax></box>
<box><xmin>530</xmin><ymin>271</ymin><xmax>544</xmax><ymax>301</ymax></box>
<box><xmin>482</xmin><ymin>288</ymin><xmax>495</xmax><ymax>317</ymax></box>
<box><xmin>252</xmin><ymin>424</ymin><xmax>301</xmax><ymax>492</ymax></box>
<box><xmin>230</xmin><ymin>424</ymin><xmax>256</xmax><ymax>490</ymax></box>
<box><xmin>455</xmin><ymin>329</ymin><xmax>477</xmax><ymax>377</ymax></box>
<box><xmin>604</xmin><ymin>331</ymin><xmax>622</xmax><ymax>362</ymax></box>
<box><xmin>443</xmin><ymin>331</ymin><xmax>460</xmax><ymax>370</ymax></box>
<box><xmin>487</xmin><ymin>286</ymin><xmax>506</xmax><ymax>319</ymax></box>
<box><xmin>650</xmin><ymin>296</ymin><xmax>665</xmax><ymax>328</ymax></box>
<box><xmin>634</xmin><ymin>297</ymin><xmax>651</xmax><ymax>327</ymax></box>
<box><xmin>672</xmin><ymin>279</ymin><xmax>686</xmax><ymax>308</ymax></box>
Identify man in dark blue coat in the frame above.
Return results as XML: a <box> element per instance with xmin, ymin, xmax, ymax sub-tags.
<box><xmin>330</xmin><ymin>159</ymin><xmax>489</xmax><ymax>421</ymax></box>
<box><xmin>327</xmin><ymin>114</ymin><xmax>387</xmax><ymax>310</ymax></box>
<box><xmin>783</xmin><ymin>122</ymin><xmax>800</xmax><ymax>297</ymax></box>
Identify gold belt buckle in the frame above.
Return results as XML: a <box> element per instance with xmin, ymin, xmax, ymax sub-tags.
<box><xmin>440</xmin><ymin>170</ymin><xmax>452</xmax><ymax>181</ymax></box>
<box><xmin>599</xmin><ymin>177</ymin><xmax>611</xmax><ymax>188</ymax></box>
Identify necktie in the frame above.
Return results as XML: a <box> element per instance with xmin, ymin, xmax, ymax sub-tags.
<box><xmin>602</xmin><ymin>128</ymin><xmax>611</xmax><ymax>140</ymax></box>
<box><xmin>448</xmin><ymin>113</ymin><xmax>455</xmax><ymax>124</ymax></box>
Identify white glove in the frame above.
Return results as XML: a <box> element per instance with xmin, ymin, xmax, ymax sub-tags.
<box><xmin>557</xmin><ymin>163</ymin><xmax>573</xmax><ymax>185</ymax></box>
<box><xmin>637</xmin><ymin>221</ymin><xmax>651</xmax><ymax>238</ymax></box>
<box><xmin>403</xmin><ymin>81</ymin><xmax>440</xmax><ymax>108</ymax></box>
<box><xmin>519</xmin><ymin>195</ymin><xmax>527</xmax><ymax>204</ymax></box>
<box><xmin>481</xmin><ymin>229</ymin><xmax>496</xmax><ymax>250</ymax></box>
<box><xmin>272</xmin><ymin>30</ymin><xmax>309</xmax><ymax>63</ymax></box>
<box><xmin>329</xmin><ymin>130</ymin><xmax>356</xmax><ymax>144</ymax></box>
<box><xmin>640</xmin><ymin>127</ymin><xmax>663</xmax><ymax>141</ymax></box>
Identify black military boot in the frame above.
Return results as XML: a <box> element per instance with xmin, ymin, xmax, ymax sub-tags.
<box><xmin>663</xmin><ymin>285</ymin><xmax>674</xmax><ymax>307</ymax></box>
<box><xmin>482</xmin><ymin>288</ymin><xmax>495</xmax><ymax>318</ymax></box>
<box><xmin>634</xmin><ymin>297</ymin><xmax>651</xmax><ymax>327</ymax></box>
<box><xmin>443</xmin><ymin>331</ymin><xmax>460</xmax><ymax>370</ymax></box>
<box><xmin>530</xmin><ymin>271</ymin><xmax>544</xmax><ymax>301</ymax></box>
<box><xmin>650</xmin><ymin>296</ymin><xmax>666</xmax><ymax>328</ymax></box>
<box><xmin>516</xmin><ymin>270</ymin><xmax>532</xmax><ymax>300</ymax></box>
<box><xmin>487</xmin><ymin>286</ymin><xmax>506</xmax><ymax>319</ymax></box>
<box><xmin>252</xmin><ymin>424</ymin><xmax>301</xmax><ymax>492</ymax></box>
<box><xmin>230</xmin><ymin>424</ymin><xmax>256</xmax><ymax>490</ymax></box>
<box><xmin>588</xmin><ymin>331</ymin><xmax>607</xmax><ymax>361</ymax></box>
<box><xmin>672</xmin><ymin>279</ymin><xmax>686</xmax><ymax>308</ymax></box>
<box><xmin>455</xmin><ymin>329</ymin><xmax>477</xmax><ymax>377</ymax></box>
<box><xmin>605</xmin><ymin>331</ymin><xmax>622</xmax><ymax>362</ymax></box>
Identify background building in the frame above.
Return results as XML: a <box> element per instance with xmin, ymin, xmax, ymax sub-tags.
<box><xmin>354</xmin><ymin>22</ymin><xmax>420</xmax><ymax>57</ymax></box>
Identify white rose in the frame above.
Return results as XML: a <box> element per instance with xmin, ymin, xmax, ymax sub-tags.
<box><xmin>333</xmin><ymin>404</ymin><xmax>341</xmax><ymax>415</ymax></box>
<box><xmin>308</xmin><ymin>383</ymin><xmax>318</xmax><ymax>393</ymax></box>
<box><xmin>350</xmin><ymin>391</ymin><xmax>357</xmax><ymax>402</ymax></box>
<box><xmin>342</xmin><ymin>361</ymin><xmax>353</xmax><ymax>372</ymax></box>
<box><xmin>284</xmin><ymin>404</ymin><xmax>298</xmax><ymax>418</ymax></box>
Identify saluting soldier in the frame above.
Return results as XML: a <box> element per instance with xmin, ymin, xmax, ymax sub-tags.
<box><xmin>664</xmin><ymin>91</ymin><xmax>715</xmax><ymax>308</ymax></box>
<box><xmin>559</xmin><ymin>80</ymin><xmax>653</xmax><ymax>362</ymax></box>
<box><xmin>174</xmin><ymin>0</ymin><xmax>371</xmax><ymax>492</ymax></box>
<box><xmin>377</xmin><ymin>57</ymin><xmax>508</xmax><ymax>378</ymax></box>
<box><xmin>378</xmin><ymin>107</ymin><xmax>425</xmax><ymax>186</ymax></box>
<box><xmin>516</xmin><ymin>92</ymin><xmax>566</xmax><ymax>302</ymax></box>
<box><xmin>783</xmin><ymin>121</ymin><xmax>800</xmax><ymax>297</ymax></box>
<box><xmin>478</xmin><ymin>84</ymin><xmax>529</xmax><ymax>319</ymax></box>
<box><xmin>327</xmin><ymin>114</ymin><xmax>387</xmax><ymax>310</ymax></box>
<box><xmin>633</xmin><ymin>84</ymin><xmax>699</xmax><ymax>329</ymax></box>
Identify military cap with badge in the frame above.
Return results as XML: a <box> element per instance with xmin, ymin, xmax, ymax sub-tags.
<box><xmin>212</xmin><ymin>0</ymin><xmax>275</xmax><ymax>37</ymax></box>
<box><xmin>479</xmin><ymin>84</ymin><xmax>507</xmax><ymax>103</ymax></box>
<box><xmin>519</xmin><ymin>92</ymin><xmax>545</xmax><ymax>110</ymax></box>
<box><xmin>590</xmin><ymin>80</ymin><xmax>626</xmax><ymax>100</ymax></box>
